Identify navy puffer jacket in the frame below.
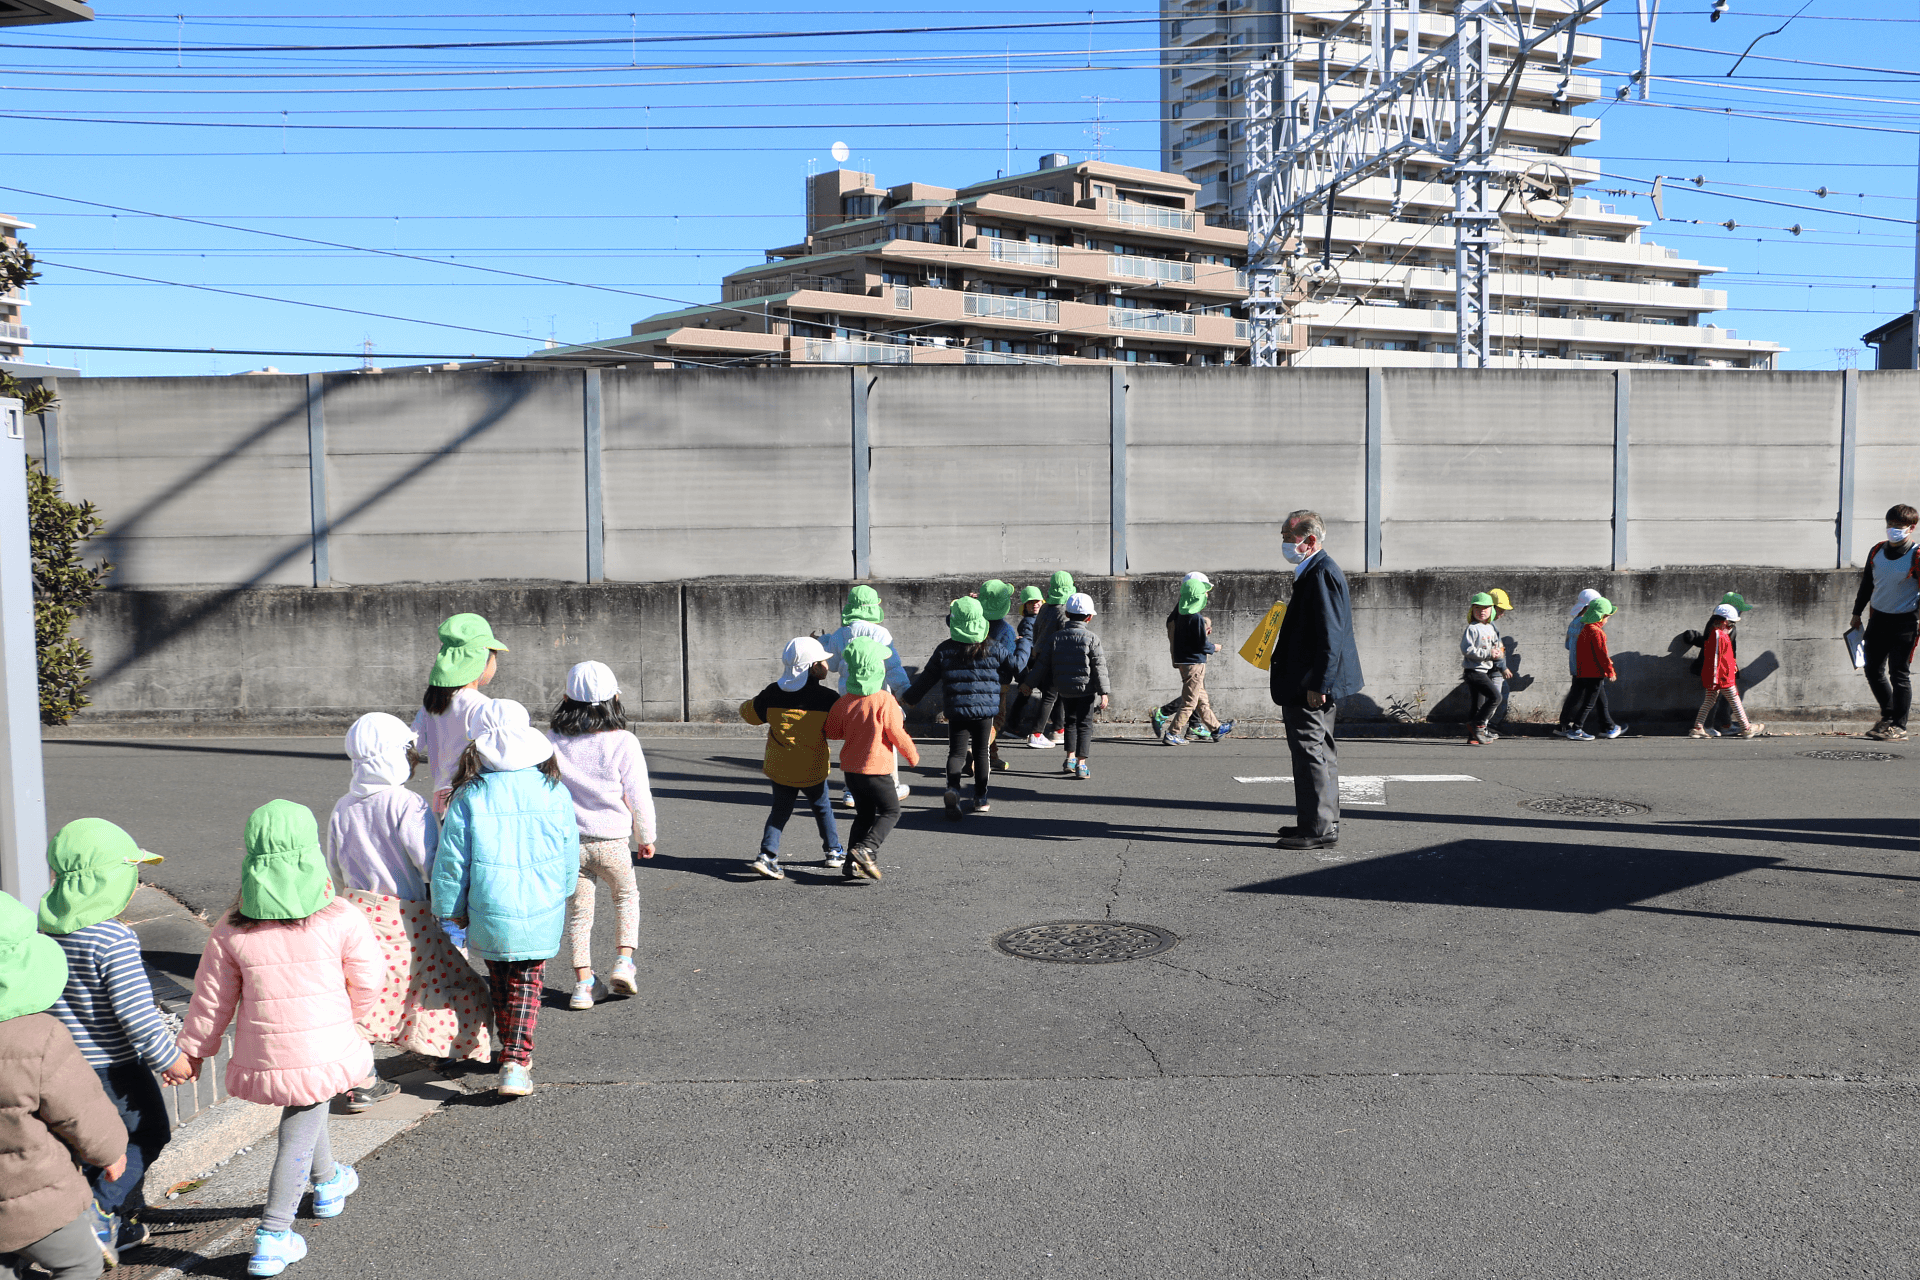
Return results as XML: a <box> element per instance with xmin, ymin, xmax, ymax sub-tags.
<box><xmin>905</xmin><ymin>618</ymin><xmax>1032</xmax><ymax>721</ymax></box>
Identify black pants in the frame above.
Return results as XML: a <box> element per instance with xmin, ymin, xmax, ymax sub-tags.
<box><xmin>1463</xmin><ymin>669</ymin><xmax>1500</xmax><ymax>728</ymax></box>
<box><xmin>89</xmin><ymin>1059</ymin><xmax>170</xmax><ymax>1216</ymax></box>
<box><xmin>1566</xmin><ymin>677</ymin><xmax>1618</xmax><ymax>733</ymax></box>
<box><xmin>1282</xmin><ymin>700</ymin><xmax>1340</xmax><ymax>838</ymax></box>
<box><xmin>945</xmin><ymin>717</ymin><xmax>992</xmax><ymax>800</ymax></box>
<box><xmin>1864</xmin><ymin>609</ymin><xmax>1918</xmax><ymax>729</ymax></box>
<box><xmin>844</xmin><ymin>771</ymin><xmax>902</xmax><ymax>854</ymax></box>
<box><xmin>1061</xmin><ymin>695</ymin><xmax>1096</xmax><ymax>758</ymax></box>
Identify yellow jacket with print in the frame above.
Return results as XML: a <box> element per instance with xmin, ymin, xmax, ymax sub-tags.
<box><xmin>739</xmin><ymin>679</ymin><xmax>841</xmax><ymax>788</ymax></box>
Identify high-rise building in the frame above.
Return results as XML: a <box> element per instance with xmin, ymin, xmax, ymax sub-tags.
<box><xmin>1163</xmin><ymin>0</ymin><xmax>1782</xmax><ymax>368</ymax></box>
<box><xmin>0</xmin><ymin>216</ymin><xmax>35</xmax><ymax>363</ymax></box>
<box><xmin>530</xmin><ymin>157</ymin><xmax>1293</xmax><ymax>368</ymax></box>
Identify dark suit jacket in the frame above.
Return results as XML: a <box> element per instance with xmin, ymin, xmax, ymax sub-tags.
<box><xmin>1268</xmin><ymin>551</ymin><xmax>1364</xmax><ymax>707</ymax></box>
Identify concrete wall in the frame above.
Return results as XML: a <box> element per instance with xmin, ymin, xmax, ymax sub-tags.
<box><xmin>32</xmin><ymin>367</ymin><xmax>1919</xmax><ymax>589</ymax></box>
<box><xmin>69</xmin><ymin>569</ymin><xmax>1876</xmax><ymax>731</ymax></box>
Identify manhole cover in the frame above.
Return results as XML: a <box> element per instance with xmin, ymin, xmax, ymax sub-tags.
<box><xmin>1523</xmin><ymin>796</ymin><xmax>1650</xmax><ymax>817</ymax></box>
<box><xmin>1798</xmin><ymin>749</ymin><xmax>1903</xmax><ymax>762</ymax></box>
<box><xmin>993</xmin><ymin>920</ymin><xmax>1178</xmax><ymax>964</ymax></box>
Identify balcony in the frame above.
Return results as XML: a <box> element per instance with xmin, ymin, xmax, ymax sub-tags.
<box><xmin>964</xmin><ymin>294</ymin><xmax>1060</xmax><ymax>323</ymax></box>
<box><xmin>794</xmin><ymin>338</ymin><xmax>911</xmax><ymax>365</ymax></box>
<box><xmin>1110</xmin><ymin>308</ymin><xmax>1197</xmax><ymax>335</ymax></box>
<box><xmin>1110</xmin><ymin>255</ymin><xmax>1198</xmax><ymax>286</ymax></box>
<box><xmin>966</xmin><ymin>350</ymin><xmax>1061</xmax><ymax>365</ymax></box>
<box><xmin>987</xmin><ymin>239</ymin><xmax>1059</xmax><ymax>268</ymax></box>
<box><xmin>0</xmin><ymin>323</ymin><xmax>28</xmax><ymax>343</ymax></box>
<box><xmin>1108</xmin><ymin>203</ymin><xmax>1196</xmax><ymax>232</ymax></box>
<box><xmin>729</xmin><ymin>274</ymin><xmax>858</xmax><ymax>301</ymax></box>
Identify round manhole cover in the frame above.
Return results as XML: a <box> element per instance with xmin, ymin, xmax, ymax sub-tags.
<box><xmin>993</xmin><ymin>921</ymin><xmax>1178</xmax><ymax>964</ymax></box>
<box><xmin>1523</xmin><ymin>796</ymin><xmax>1650</xmax><ymax>817</ymax></box>
<box><xmin>1798</xmin><ymin>749</ymin><xmax>1903</xmax><ymax>762</ymax></box>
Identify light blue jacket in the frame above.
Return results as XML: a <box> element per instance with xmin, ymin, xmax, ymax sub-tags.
<box><xmin>431</xmin><ymin>768</ymin><xmax>580</xmax><ymax>963</ymax></box>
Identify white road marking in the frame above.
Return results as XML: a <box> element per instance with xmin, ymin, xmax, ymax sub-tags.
<box><xmin>1232</xmin><ymin>774</ymin><xmax>1481</xmax><ymax>806</ymax></box>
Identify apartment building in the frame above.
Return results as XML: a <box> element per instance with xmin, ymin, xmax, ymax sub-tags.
<box><xmin>532</xmin><ymin>157</ymin><xmax>1295</xmax><ymax>369</ymax></box>
<box><xmin>0</xmin><ymin>216</ymin><xmax>34</xmax><ymax>363</ymax></box>
<box><xmin>1163</xmin><ymin>0</ymin><xmax>1782</xmax><ymax>368</ymax></box>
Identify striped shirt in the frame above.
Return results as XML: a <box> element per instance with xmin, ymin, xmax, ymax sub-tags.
<box><xmin>48</xmin><ymin>920</ymin><xmax>180</xmax><ymax>1070</ymax></box>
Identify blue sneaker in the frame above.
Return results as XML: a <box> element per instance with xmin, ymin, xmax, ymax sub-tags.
<box><xmin>1161</xmin><ymin>731</ymin><xmax>1187</xmax><ymax>746</ymax></box>
<box><xmin>1567</xmin><ymin>729</ymin><xmax>1595</xmax><ymax>741</ymax></box>
<box><xmin>1075</xmin><ymin>760</ymin><xmax>1090</xmax><ymax>780</ymax></box>
<box><xmin>248</xmin><ymin>1229</ymin><xmax>307</xmax><ymax>1277</ymax></box>
<box><xmin>86</xmin><ymin>1201</ymin><xmax>118</xmax><ymax>1269</ymax></box>
<box><xmin>116</xmin><ymin>1216</ymin><xmax>152</xmax><ymax>1250</ymax></box>
<box><xmin>310</xmin><ymin>1162</ymin><xmax>359</xmax><ymax>1218</ymax></box>
<box><xmin>1212</xmin><ymin>719</ymin><xmax>1235</xmax><ymax>741</ymax></box>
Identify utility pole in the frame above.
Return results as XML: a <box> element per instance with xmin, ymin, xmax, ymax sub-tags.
<box><xmin>0</xmin><ymin>397</ymin><xmax>47</xmax><ymax>907</ymax></box>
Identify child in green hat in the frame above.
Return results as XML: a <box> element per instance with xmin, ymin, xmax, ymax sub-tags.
<box><xmin>177</xmin><ymin>801</ymin><xmax>386</xmax><ymax>1277</ymax></box>
<box><xmin>1564</xmin><ymin>597</ymin><xmax>1621</xmax><ymax>741</ymax></box>
<box><xmin>38</xmin><ymin>818</ymin><xmax>190</xmax><ymax>1256</ymax></box>
<box><xmin>1154</xmin><ymin>573</ymin><xmax>1233</xmax><ymax>747</ymax></box>
<box><xmin>819</xmin><ymin>586</ymin><xmax>911</xmax><ymax>808</ymax></box>
<box><xmin>904</xmin><ymin>598</ymin><xmax>1030</xmax><ymax>820</ymax></box>
<box><xmin>411</xmin><ymin>613</ymin><xmax>508</xmax><ymax>818</ymax></box>
<box><xmin>0</xmin><ymin>889</ymin><xmax>130</xmax><ymax>1276</ymax></box>
<box><xmin>1019</xmin><ymin>572</ymin><xmax>1077</xmax><ymax>749</ymax></box>
<box><xmin>824</xmin><ymin>637</ymin><xmax>921</xmax><ymax>881</ymax></box>
<box><xmin>977</xmin><ymin>579</ymin><xmax>1036</xmax><ymax>773</ymax></box>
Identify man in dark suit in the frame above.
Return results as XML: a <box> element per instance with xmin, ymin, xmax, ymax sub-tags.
<box><xmin>1268</xmin><ymin>509</ymin><xmax>1364</xmax><ymax>851</ymax></box>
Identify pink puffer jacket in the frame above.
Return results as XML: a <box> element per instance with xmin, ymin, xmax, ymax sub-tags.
<box><xmin>177</xmin><ymin>899</ymin><xmax>385</xmax><ymax>1108</ymax></box>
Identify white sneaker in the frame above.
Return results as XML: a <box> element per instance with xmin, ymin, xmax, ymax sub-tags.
<box><xmin>1566</xmin><ymin>730</ymin><xmax>1595</xmax><ymax>741</ymax></box>
<box><xmin>748</xmin><ymin>853</ymin><xmax>785</xmax><ymax>880</ymax></box>
<box><xmin>839</xmin><ymin>791</ymin><xmax>857</xmax><ymax>809</ymax></box>
<box><xmin>823</xmin><ymin>849</ymin><xmax>848</xmax><ymax>869</ymax></box>
<box><xmin>1049</xmin><ymin>731</ymin><xmax>1065</xmax><ymax>746</ymax></box>
<box><xmin>895</xmin><ymin>783</ymin><xmax>911</xmax><ymax>800</ymax></box>
<box><xmin>1705</xmin><ymin>727</ymin><xmax>1722</xmax><ymax>737</ymax></box>
<box><xmin>568</xmin><ymin>977</ymin><xmax>605</xmax><ymax>1011</ymax></box>
<box><xmin>607</xmin><ymin>957</ymin><xmax>638</xmax><ymax>995</ymax></box>
<box><xmin>1027</xmin><ymin>734</ymin><xmax>1049</xmax><ymax>749</ymax></box>
<box><xmin>1605</xmin><ymin>725</ymin><xmax>1627</xmax><ymax>738</ymax></box>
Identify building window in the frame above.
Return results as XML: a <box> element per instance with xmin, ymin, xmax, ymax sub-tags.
<box><xmin>1231</xmin><ymin>122</ymin><xmax>1245</xmax><ymax>139</ymax></box>
<box><xmin>1172</xmin><ymin>103</ymin><xmax>1184</xmax><ymax>119</ymax></box>
<box><xmin>1229</xmin><ymin>165</ymin><xmax>1245</xmax><ymax>181</ymax></box>
<box><xmin>1230</xmin><ymin>78</ymin><xmax>1244</xmax><ymax>95</ymax></box>
<box><xmin>842</xmin><ymin>195</ymin><xmax>880</xmax><ymax>218</ymax></box>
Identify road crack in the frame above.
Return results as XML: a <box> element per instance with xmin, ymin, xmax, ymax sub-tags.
<box><xmin>1149</xmin><ymin>957</ymin><xmax>1294</xmax><ymax>1004</ymax></box>
<box><xmin>1105</xmin><ymin>839</ymin><xmax>1134</xmax><ymax>918</ymax></box>
<box><xmin>1116</xmin><ymin>1011</ymin><xmax>1167</xmax><ymax>1077</ymax></box>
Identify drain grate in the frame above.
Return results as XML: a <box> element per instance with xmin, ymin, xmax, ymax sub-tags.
<box><xmin>1797</xmin><ymin>749</ymin><xmax>1903</xmax><ymax>762</ymax></box>
<box><xmin>1523</xmin><ymin>796</ymin><xmax>1650</xmax><ymax>817</ymax></box>
<box><xmin>993</xmin><ymin>921</ymin><xmax>1178</xmax><ymax>964</ymax></box>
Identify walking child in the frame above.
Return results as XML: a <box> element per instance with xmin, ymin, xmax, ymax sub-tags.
<box><xmin>177</xmin><ymin>800</ymin><xmax>385</xmax><ymax>1277</ymax></box>
<box><xmin>1460</xmin><ymin>592</ymin><xmax>1508</xmax><ymax>746</ymax></box>
<box><xmin>1153</xmin><ymin>572</ymin><xmax>1234</xmax><ymax>746</ymax></box>
<box><xmin>904</xmin><ymin>598</ymin><xmax>1029</xmax><ymax>821</ymax></box>
<box><xmin>432</xmin><ymin>701</ymin><xmax>579</xmax><ymax>1098</ymax></box>
<box><xmin>1485</xmin><ymin>588</ymin><xmax>1516</xmax><ymax>727</ymax></box>
<box><xmin>977</xmin><ymin>580</ymin><xmax>1036</xmax><ymax>772</ymax></box>
<box><xmin>410</xmin><ymin>613</ymin><xmax>508</xmax><ymax>817</ymax></box>
<box><xmin>819</xmin><ymin>586</ymin><xmax>911</xmax><ymax>805</ymax></box>
<box><xmin>1563</xmin><ymin>598</ymin><xmax>1620</xmax><ymax>742</ymax></box>
<box><xmin>1021</xmin><ymin>571</ymin><xmax>1077</xmax><ymax>748</ymax></box>
<box><xmin>1555</xmin><ymin>588</ymin><xmax>1605</xmax><ymax>737</ymax></box>
<box><xmin>1682</xmin><ymin>592</ymin><xmax>1751</xmax><ymax>735</ymax></box>
<box><xmin>0</xmin><ymin>889</ymin><xmax>129</xmax><ymax>1279</ymax></box>
<box><xmin>823</xmin><ymin>638</ymin><xmax>920</xmax><ymax>881</ymax></box>
<box><xmin>1689</xmin><ymin>605</ymin><xmax>1766</xmax><ymax>739</ymax></box>
<box><xmin>546</xmin><ymin>661</ymin><xmax>657</xmax><ymax>1011</ymax></box>
<box><xmin>326</xmin><ymin>714</ymin><xmax>492</xmax><ymax>1080</ymax></box>
<box><xmin>739</xmin><ymin>637</ymin><xmax>845</xmax><ymax>880</ymax></box>
<box><xmin>38</xmin><ymin>819</ymin><xmax>191</xmax><ymax>1260</ymax></box>
<box><xmin>1018</xmin><ymin>592</ymin><xmax>1111</xmax><ymax>780</ymax></box>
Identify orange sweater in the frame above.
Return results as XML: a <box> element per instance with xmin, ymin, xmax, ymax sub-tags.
<box><xmin>824</xmin><ymin>692</ymin><xmax>919</xmax><ymax>775</ymax></box>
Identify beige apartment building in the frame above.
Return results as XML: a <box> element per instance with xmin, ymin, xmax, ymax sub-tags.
<box><xmin>1163</xmin><ymin>0</ymin><xmax>1782</xmax><ymax>368</ymax></box>
<box><xmin>534</xmin><ymin>157</ymin><xmax>1297</xmax><ymax>368</ymax></box>
<box><xmin>0</xmin><ymin>215</ymin><xmax>33</xmax><ymax>363</ymax></box>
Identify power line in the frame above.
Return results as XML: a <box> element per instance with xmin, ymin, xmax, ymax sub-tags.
<box><xmin>33</xmin><ymin>342</ymin><xmax>512</xmax><ymax>358</ymax></box>
<box><xmin>0</xmin><ymin>111</ymin><xmax>1162</xmax><ymax>132</ymax></box>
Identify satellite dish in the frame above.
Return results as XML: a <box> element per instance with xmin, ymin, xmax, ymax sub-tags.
<box><xmin>831</xmin><ymin>141</ymin><xmax>850</xmax><ymax>163</ymax></box>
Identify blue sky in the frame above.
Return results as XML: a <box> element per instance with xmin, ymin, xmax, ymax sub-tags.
<box><xmin>4</xmin><ymin>0</ymin><xmax>1914</xmax><ymax>376</ymax></box>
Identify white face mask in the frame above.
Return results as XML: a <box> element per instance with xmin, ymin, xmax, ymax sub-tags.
<box><xmin>1890</xmin><ymin>528</ymin><xmax>1913</xmax><ymax>545</ymax></box>
<box><xmin>1281</xmin><ymin>540</ymin><xmax>1309</xmax><ymax>565</ymax></box>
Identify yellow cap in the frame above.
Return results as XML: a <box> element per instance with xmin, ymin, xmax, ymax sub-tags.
<box><xmin>1488</xmin><ymin>588</ymin><xmax>1514</xmax><ymax>612</ymax></box>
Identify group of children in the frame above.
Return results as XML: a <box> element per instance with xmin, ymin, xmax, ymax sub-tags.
<box><xmin>0</xmin><ymin>612</ymin><xmax>661</xmax><ymax>1279</ymax></box>
<box><xmin>740</xmin><ymin>574</ymin><xmax>1138</xmax><ymax>879</ymax></box>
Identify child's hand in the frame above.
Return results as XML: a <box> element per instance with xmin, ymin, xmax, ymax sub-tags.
<box><xmin>161</xmin><ymin>1053</ymin><xmax>193</xmax><ymax>1086</ymax></box>
<box><xmin>635</xmin><ymin>842</ymin><xmax>656</xmax><ymax>860</ymax></box>
<box><xmin>184</xmin><ymin>1055</ymin><xmax>205</xmax><ymax>1082</ymax></box>
<box><xmin>1097</xmin><ymin>694</ymin><xmax>1109</xmax><ymax>712</ymax></box>
<box><xmin>102</xmin><ymin>1154</ymin><xmax>128</xmax><ymax>1183</ymax></box>
<box><xmin>1607</xmin><ymin>674</ymin><xmax>1617</xmax><ymax>682</ymax></box>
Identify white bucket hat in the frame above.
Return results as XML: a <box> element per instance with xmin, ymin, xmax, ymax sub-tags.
<box><xmin>778</xmin><ymin>636</ymin><xmax>831</xmax><ymax>692</ymax></box>
<box><xmin>1064</xmin><ymin>591</ymin><xmax>1097</xmax><ymax>617</ymax></box>
<box><xmin>566</xmin><ymin>660</ymin><xmax>619</xmax><ymax>704</ymax></box>
<box><xmin>1568</xmin><ymin>588</ymin><xmax>1601</xmax><ymax>620</ymax></box>
<box><xmin>465</xmin><ymin>699</ymin><xmax>554</xmax><ymax>773</ymax></box>
<box><xmin>1182</xmin><ymin>571</ymin><xmax>1211</xmax><ymax>585</ymax></box>
<box><xmin>1712</xmin><ymin>603</ymin><xmax>1740</xmax><ymax>622</ymax></box>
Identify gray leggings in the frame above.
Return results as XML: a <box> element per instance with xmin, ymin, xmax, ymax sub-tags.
<box><xmin>262</xmin><ymin>1099</ymin><xmax>335</xmax><ymax>1233</ymax></box>
<box><xmin>0</xmin><ymin>1210</ymin><xmax>102</xmax><ymax>1280</ymax></box>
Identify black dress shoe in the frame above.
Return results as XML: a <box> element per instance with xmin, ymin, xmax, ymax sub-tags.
<box><xmin>1276</xmin><ymin>831</ymin><xmax>1339</xmax><ymax>850</ymax></box>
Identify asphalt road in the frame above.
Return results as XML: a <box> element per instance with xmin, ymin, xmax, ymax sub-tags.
<box><xmin>43</xmin><ymin>728</ymin><xmax>1919</xmax><ymax>1278</ymax></box>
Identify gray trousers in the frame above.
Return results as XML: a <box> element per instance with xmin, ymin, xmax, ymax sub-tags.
<box><xmin>1282</xmin><ymin>701</ymin><xmax>1340</xmax><ymax>837</ymax></box>
<box><xmin>262</xmin><ymin>1099</ymin><xmax>334</xmax><ymax>1234</ymax></box>
<box><xmin>0</xmin><ymin>1211</ymin><xmax>101</xmax><ymax>1280</ymax></box>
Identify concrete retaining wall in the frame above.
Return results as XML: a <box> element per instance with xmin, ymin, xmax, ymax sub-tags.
<box><xmin>68</xmin><ymin>567</ymin><xmax>1875</xmax><ymax>731</ymax></box>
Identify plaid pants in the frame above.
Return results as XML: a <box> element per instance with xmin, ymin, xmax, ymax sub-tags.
<box><xmin>486</xmin><ymin>959</ymin><xmax>546</xmax><ymax>1066</ymax></box>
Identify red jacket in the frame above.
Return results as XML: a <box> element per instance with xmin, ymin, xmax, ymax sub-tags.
<box><xmin>1574</xmin><ymin>622</ymin><xmax>1614</xmax><ymax>679</ymax></box>
<box><xmin>1700</xmin><ymin>624</ymin><xmax>1738</xmax><ymax>689</ymax></box>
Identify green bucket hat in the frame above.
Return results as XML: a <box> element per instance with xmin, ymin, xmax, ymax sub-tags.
<box><xmin>1177</xmin><ymin>577</ymin><xmax>1212</xmax><ymax>615</ymax></box>
<box><xmin>38</xmin><ymin>818</ymin><xmax>162</xmax><ymax>937</ymax></box>
<box><xmin>1020</xmin><ymin>585</ymin><xmax>1044</xmax><ymax>605</ymax></box>
<box><xmin>1721</xmin><ymin>592</ymin><xmax>1750</xmax><ymax>613</ymax></box>
<box><xmin>1044</xmin><ymin>571</ymin><xmax>1075</xmax><ymax>606</ymax></box>
<box><xmin>0</xmin><ymin>890</ymin><xmax>69</xmax><ymax>1023</ymax></box>
<box><xmin>1580</xmin><ymin>597</ymin><xmax>1615</xmax><ymax>625</ymax></box>
<box><xmin>843</xmin><ymin>636</ymin><xmax>888</xmax><ymax>697</ymax></box>
<box><xmin>948</xmin><ymin>597</ymin><xmax>989</xmax><ymax>644</ymax></box>
<box><xmin>240</xmin><ymin>800</ymin><xmax>332</xmax><ymax>922</ymax></box>
<box><xmin>979</xmin><ymin>580</ymin><xmax>1014</xmax><ymax>622</ymax></box>
<box><xmin>843</xmin><ymin>585</ymin><xmax>884</xmax><ymax>626</ymax></box>
<box><xmin>1470</xmin><ymin>592</ymin><xmax>1496</xmax><ymax>609</ymax></box>
<box><xmin>428</xmin><ymin>613</ymin><xmax>508</xmax><ymax>688</ymax></box>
